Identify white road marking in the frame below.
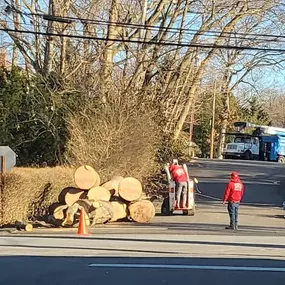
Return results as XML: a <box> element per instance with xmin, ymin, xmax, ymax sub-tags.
<box><xmin>88</xmin><ymin>263</ymin><xmax>285</xmax><ymax>272</ymax></box>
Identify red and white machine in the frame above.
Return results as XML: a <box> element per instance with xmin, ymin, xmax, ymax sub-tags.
<box><xmin>161</xmin><ymin>163</ymin><xmax>197</xmax><ymax>216</ymax></box>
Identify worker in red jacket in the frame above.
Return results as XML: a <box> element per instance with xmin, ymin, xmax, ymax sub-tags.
<box><xmin>169</xmin><ymin>159</ymin><xmax>188</xmax><ymax>208</ymax></box>
<box><xmin>223</xmin><ymin>172</ymin><xmax>244</xmax><ymax>230</ymax></box>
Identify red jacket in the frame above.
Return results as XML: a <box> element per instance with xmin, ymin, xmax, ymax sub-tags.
<box><xmin>223</xmin><ymin>177</ymin><xmax>244</xmax><ymax>203</ymax></box>
<box><xmin>169</xmin><ymin>164</ymin><xmax>188</xmax><ymax>182</ymax></box>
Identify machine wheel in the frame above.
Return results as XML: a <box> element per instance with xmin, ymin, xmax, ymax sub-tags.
<box><xmin>161</xmin><ymin>197</ymin><xmax>172</xmax><ymax>216</ymax></box>
<box><xmin>182</xmin><ymin>209</ymin><xmax>195</xmax><ymax>216</ymax></box>
<box><xmin>278</xmin><ymin>156</ymin><xmax>285</xmax><ymax>163</ymax></box>
<box><xmin>244</xmin><ymin>150</ymin><xmax>252</xmax><ymax>160</ymax></box>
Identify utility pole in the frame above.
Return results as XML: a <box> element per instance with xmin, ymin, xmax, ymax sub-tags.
<box><xmin>210</xmin><ymin>81</ymin><xmax>217</xmax><ymax>159</ymax></box>
<box><xmin>0</xmin><ymin>156</ymin><xmax>6</xmax><ymax>225</ymax></box>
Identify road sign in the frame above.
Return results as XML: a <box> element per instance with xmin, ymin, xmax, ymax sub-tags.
<box><xmin>0</xmin><ymin>146</ymin><xmax>16</xmax><ymax>172</ymax></box>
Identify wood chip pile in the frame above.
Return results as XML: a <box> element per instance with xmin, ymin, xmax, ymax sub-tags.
<box><xmin>47</xmin><ymin>165</ymin><xmax>155</xmax><ymax>227</ymax></box>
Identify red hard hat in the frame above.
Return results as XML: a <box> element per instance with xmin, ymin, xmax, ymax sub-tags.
<box><xmin>231</xmin><ymin>172</ymin><xmax>239</xmax><ymax>179</ymax></box>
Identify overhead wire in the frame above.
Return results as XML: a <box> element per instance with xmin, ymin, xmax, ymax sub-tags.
<box><xmin>2</xmin><ymin>20</ymin><xmax>285</xmax><ymax>50</ymax></box>
<box><xmin>2</xmin><ymin>2</ymin><xmax>285</xmax><ymax>40</ymax></box>
<box><xmin>1</xmin><ymin>0</ymin><xmax>285</xmax><ymax>53</ymax></box>
<box><xmin>2</xmin><ymin>27</ymin><xmax>285</xmax><ymax>53</ymax></box>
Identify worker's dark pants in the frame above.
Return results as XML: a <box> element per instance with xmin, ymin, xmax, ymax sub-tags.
<box><xmin>228</xmin><ymin>202</ymin><xmax>240</xmax><ymax>227</ymax></box>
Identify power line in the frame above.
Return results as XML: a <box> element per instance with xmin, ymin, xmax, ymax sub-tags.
<box><xmin>4</xmin><ymin>5</ymin><xmax>285</xmax><ymax>40</ymax></box>
<box><xmin>3</xmin><ymin>18</ymin><xmax>285</xmax><ymax>45</ymax></box>
<box><xmin>2</xmin><ymin>27</ymin><xmax>285</xmax><ymax>53</ymax></box>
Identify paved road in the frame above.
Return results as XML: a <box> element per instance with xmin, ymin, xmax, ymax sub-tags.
<box><xmin>116</xmin><ymin>158</ymin><xmax>285</xmax><ymax>236</ymax></box>
<box><xmin>1</xmin><ymin>159</ymin><xmax>285</xmax><ymax>284</ymax></box>
<box><xmin>190</xmin><ymin>158</ymin><xmax>285</xmax><ymax>206</ymax></box>
<box><xmin>1</xmin><ymin>234</ymin><xmax>285</xmax><ymax>285</ymax></box>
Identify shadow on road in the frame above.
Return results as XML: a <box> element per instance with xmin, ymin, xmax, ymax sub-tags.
<box><xmin>3</xmin><ymin>231</ymin><xmax>285</xmax><ymax>246</ymax></box>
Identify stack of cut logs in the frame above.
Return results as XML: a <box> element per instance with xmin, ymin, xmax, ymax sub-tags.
<box><xmin>48</xmin><ymin>165</ymin><xmax>155</xmax><ymax>227</ymax></box>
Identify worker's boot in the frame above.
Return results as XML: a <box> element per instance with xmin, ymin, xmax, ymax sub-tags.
<box><xmin>234</xmin><ymin>225</ymin><xmax>238</xmax><ymax>230</ymax></box>
<box><xmin>225</xmin><ymin>225</ymin><xmax>234</xmax><ymax>230</ymax></box>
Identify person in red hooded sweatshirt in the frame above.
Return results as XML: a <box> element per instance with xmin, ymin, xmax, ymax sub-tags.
<box><xmin>169</xmin><ymin>159</ymin><xmax>188</xmax><ymax>208</ymax></box>
<box><xmin>223</xmin><ymin>172</ymin><xmax>244</xmax><ymax>230</ymax></box>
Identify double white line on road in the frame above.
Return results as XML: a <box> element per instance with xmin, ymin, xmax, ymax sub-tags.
<box><xmin>89</xmin><ymin>263</ymin><xmax>285</xmax><ymax>272</ymax></box>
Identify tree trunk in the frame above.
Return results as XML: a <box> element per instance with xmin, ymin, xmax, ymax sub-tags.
<box><xmin>58</xmin><ymin>187</ymin><xmax>86</xmax><ymax>206</ymax></box>
<box><xmin>87</xmin><ymin>186</ymin><xmax>111</xmax><ymax>202</ymax></box>
<box><xmin>75</xmin><ymin>199</ymin><xmax>93</xmax><ymax>214</ymax></box>
<box><xmin>110</xmin><ymin>200</ymin><xmax>128</xmax><ymax>222</ymax></box>
<box><xmin>101</xmin><ymin>0</ymin><xmax>119</xmax><ymax>97</ymax></box>
<box><xmin>74</xmin><ymin>165</ymin><xmax>100</xmax><ymax>190</ymax></box>
<box><xmin>128</xmin><ymin>200</ymin><xmax>155</xmax><ymax>223</ymax></box>
<box><xmin>43</xmin><ymin>0</ymin><xmax>56</xmax><ymax>74</ymax></box>
<box><xmin>62</xmin><ymin>203</ymin><xmax>80</xmax><ymax>226</ymax></box>
<box><xmin>49</xmin><ymin>203</ymin><xmax>68</xmax><ymax>220</ymax></box>
<box><xmin>217</xmin><ymin>71</ymin><xmax>231</xmax><ymax>159</ymax></box>
<box><xmin>173</xmin><ymin>13</ymin><xmax>249</xmax><ymax>140</ymax></box>
<box><xmin>12</xmin><ymin>0</ymin><xmax>20</xmax><ymax>66</ymax></box>
<box><xmin>102</xmin><ymin>175</ymin><xmax>124</xmax><ymax>196</ymax></box>
<box><xmin>118</xmin><ymin>177</ymin><xmax>142</xmax><ymax>202</ymax></box>
<box><xmin>90</xmin><ymin>200</ymin><xmax>114</xmax><ymax>225</ymax></box>
<box><xmin>59</xmin><ymin>0</ymin><xmax>71</xmax><ymax>75</ymax></box>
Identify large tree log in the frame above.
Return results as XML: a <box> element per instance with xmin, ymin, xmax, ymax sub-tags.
<box><xmin>62</xmin><ymin>204</ymin><xmax>90</xmax><ymax>227</ymax></box>
<box><xmin>58</xmin><ymin>187</ymin><xmax>86</xmax><ymax>206</ymax></box>
<box><xmin>74</xmin><ymin>165</ymin><xmax>100</xmax><ymax>190</ymax></box>
<box><xmin>110</xmin><ymin>200</ymin><xmax>128</xmax><ymax>222</ymax></box>
<box><xmin>87</xmin><ymin>186</ymin><xmax>111</xmax><ymax>201</ymax></box>
<box><xmin>118</xmin><ymin>177</ymin><xmax>142</xmax><ymax>202</ymax></box>
<box><xmin>48</xmin><ymin>203</ymin><xmax>68</xmax><ymax>219</ymax></box>
<box><xmin>62</xmin><ymin>203</ymin><xmax>79</xmax><ymax>226</ymax></box>
<box><xmin>102</xmin><ymin>175</ymin><xmax>124</xmax><ymax>196</ymax></box>
<box><xmin>75</xmin><ymin>199</ymin><xmax>94</xmax><ymax>214</ymax></box>
<box><xmin>128</xmin><ymin>200</ymin><xmax>155</xmax><ymax>223</ymax></box>
<box><xmin>48</xmin><ymin>202</ymin><xmax>64</xmax><ymax>215</ymax></box>
<box><xmin>90</xmin><ymin>200</ymin><xmax>114</xmax><ymax>225</ymax></box>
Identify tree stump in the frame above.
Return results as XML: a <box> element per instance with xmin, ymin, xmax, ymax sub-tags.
<box><xmin>118</xmin><ymin>177</ymin><xmax>142</xmax><ymax>202</ymax></box>
<box><xmin>128</xmin><ymin>200</ymin><xmax>155</xmax><ymax>223</ymax></box>
<box><xmin>74</xmin><ymin>165</ymin><xmax>100</xmax><ymax>190</ymax></box>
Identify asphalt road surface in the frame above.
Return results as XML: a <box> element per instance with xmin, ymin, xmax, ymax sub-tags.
<box><xmin>1</xmin><ymin>159</ymin><xmax>285</xmax><ymax>284</ymax></box>
<box><xmin>190</xmin><ymin>158</ymin><xmax>285</xmax><ymax>206</ymax></box>
<box><xmin>1</xmin><ymin>234</ymin><xmax>285</xmax><ymax>285</ymax></box>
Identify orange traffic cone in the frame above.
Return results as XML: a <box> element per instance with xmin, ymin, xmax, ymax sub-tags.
<box><xmin>77</xmin><ymin>208</ymin><xmax>88</xmax><ymax>235</ymax></box>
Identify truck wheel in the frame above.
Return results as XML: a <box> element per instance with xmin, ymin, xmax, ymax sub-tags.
<box><xmin>278</xmin><ymin>156</ymin><xmax>285</xmax><ymax>163</ymax></box>
<box><xmin>244</xmin><ymin>150</ymin><xmax>252</xmax><ymax>160</ymax></box>
<box><xmin>161</xmin><ymin>197</ymin><xmax>172</xmax><ymax>215</ymax></box>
